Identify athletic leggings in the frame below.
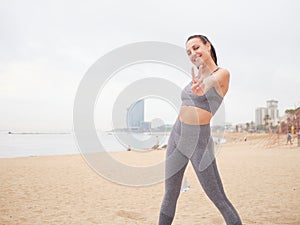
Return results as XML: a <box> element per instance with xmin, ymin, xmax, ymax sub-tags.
<box><xmin>159</xmin><ymin>118</ymin><xmax>242</xmax><ymax>225</ymax></box>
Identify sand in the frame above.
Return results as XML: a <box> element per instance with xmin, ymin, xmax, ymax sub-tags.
<box><xmin>1</xmin><ymin>133</ymin><xmax>300</xmax><ymax>225</ymax></box>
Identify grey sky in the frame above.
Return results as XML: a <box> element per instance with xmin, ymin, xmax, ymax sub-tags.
<box><xmin>1</xmin><ymin>0</ymin><xmax>299</xmax><ymax>131</ymax></box>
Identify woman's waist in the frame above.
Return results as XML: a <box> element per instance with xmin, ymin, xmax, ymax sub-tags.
<box><xmin>179</xmin><ymin>105</ymin><xmax>212</xmax><ymax>125</ymax></box>
<box><xmin>171</xmin><ymin>116</ymin><xmax>211</xmax><ymax>138</ymax></box>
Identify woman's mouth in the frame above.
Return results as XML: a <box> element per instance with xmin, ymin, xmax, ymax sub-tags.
<box><xmin>193</xmin><ymin>55</ymin><xmax>202</xmax><ymax>63</ymax></box>
<box><xmin>194</xmin><ymin>56</ymin><xmax>202</xmax><ymax>64</ymax></box>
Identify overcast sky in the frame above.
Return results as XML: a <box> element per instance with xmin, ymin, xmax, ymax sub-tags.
<box><xmin>1</xmin><ymin>0</ymin><xmax>299</xmax><ymax>131</ymax></box>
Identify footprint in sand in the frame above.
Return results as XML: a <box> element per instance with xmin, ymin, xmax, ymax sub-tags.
<box><xmin>115</xmin><ymin>210</ymin><xmax>146</xmax><ymax>221</ymax></box>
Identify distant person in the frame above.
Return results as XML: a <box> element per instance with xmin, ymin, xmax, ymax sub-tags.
<box><xmin>158</xmin><ymin>35</ymin><xmax>242</xmax><ymax>225</ymax></box>
<box><xmin>286</xmin><ymin>131</ymin><xmax>292</xmax><ymax>145</ymax></box>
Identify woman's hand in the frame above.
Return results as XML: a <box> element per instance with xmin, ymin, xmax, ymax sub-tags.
<box><xmin>191</xmin><ymin>67</ymin><xmax>205</xmax><ymax>96</ymax></box>
<box><xmin>191</xmin><ymin>67</ymin><xmax>225</xmax><ymax>96</ymax></box>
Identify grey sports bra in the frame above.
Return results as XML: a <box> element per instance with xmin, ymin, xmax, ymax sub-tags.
<box><xmin>181</xmin><ymin>72</ymin><xmax>223</xmax><ymax>115</ymax></box>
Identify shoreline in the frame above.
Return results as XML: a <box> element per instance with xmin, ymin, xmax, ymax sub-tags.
<box><xmin>1</xmin><ymin>132</ymin><xmax>299</xmax><ymax>159</ymax></box>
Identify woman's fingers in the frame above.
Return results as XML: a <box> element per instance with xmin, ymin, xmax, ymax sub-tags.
<box><xmin>191</xmin><ymin>67</ymin><xmax>196</xmax><ymax>83</ymax></box>
<box><xmin>191</xmin><ymin>82</ymin><xmax>197</xmax><ymax>91</ymax></box>
<box><xmin>197</xmin><ymin>65</ymin><xmax>202</xmax><ymax>79</ymax></box>
<box><xmin>191</xmin><ymin>80</ymin><xmax>204</xmax><ymax>96</ymax></box>
<box><xmin>199</xmin><ymin>83</ymin><xmax>205</xmax><ymax>92</ymax></box>
<box><xmin>198</xmin><ymin>76</ymin><xmax>204</xmax><ymax>84</ymax></box>
<box><xmin>191</xmin><ymin>66</ymin><xmax>207</xmax><ymax>96</ymax></box>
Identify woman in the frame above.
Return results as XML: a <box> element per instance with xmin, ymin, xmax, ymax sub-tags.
<box><xmin>158</xmin><ymin>35</ymin><xmax>242</xmax><ymax>225</ymax></box>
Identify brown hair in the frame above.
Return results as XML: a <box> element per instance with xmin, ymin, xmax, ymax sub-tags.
<box><xmin>186</xmin><ymin>35</ymin><xmax>218</xmax><ymax>65</ymax></box>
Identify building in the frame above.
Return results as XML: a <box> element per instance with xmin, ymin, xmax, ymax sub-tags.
<box><xmin>267</xmin><ymin>100</ymin><xmax>280</xmax><ymax>126</ymax></box>
<box><xmin>255</xmin><ymin>100</ymin><xmax>279</xmax><ymax>127</ymax></box>
<box><xmin>127</xmin><ymin>99</ymin><xmax>145</xmax><ymax>129</ymax></box>
<box><xmin>280</xmin><ymin>106</ymin><xmax>300</xmax><ymax>134</ymax></box>
<box><xmin>126</xmin><ymin>99</ymin><xmax>174</xmax><ymax>132</ymax></box>
<box><xmin>255</xmin><ymin>107</ymin><xmax>268</xmax><ymax>126</ymax></box>
<box><xmin>140</xmin><ymin>121</ymin><xmax>151</xmax><ymax>131</ymax></box>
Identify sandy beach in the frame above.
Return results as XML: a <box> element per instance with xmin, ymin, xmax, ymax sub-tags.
<box><xmin>1</xmin><ymin>133</ymin><xmax>300</xmax><ymax>225</ymax></box>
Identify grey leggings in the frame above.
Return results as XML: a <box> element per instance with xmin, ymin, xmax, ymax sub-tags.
<box><xmin>159</xmin><ymin>118</ymin><xmax>242</xmax><ymax>225</ymax></box>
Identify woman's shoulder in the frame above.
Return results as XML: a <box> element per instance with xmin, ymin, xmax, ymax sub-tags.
<box><xmin>212</xmin><ymin>67</ymin><xmax>230</xmax><ymax>97</ymax></box>
<box><xmin>216</xmin><ymin>67</ymin><xmax>230</xmax><ymax>77</ymax></box>
<box><xmin>213</xmin><ymin>67</ymin><xmax>230</xmax><ymax>83</ymax></box>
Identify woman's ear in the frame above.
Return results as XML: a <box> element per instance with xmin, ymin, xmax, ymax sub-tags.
<box><xmin>206</xmin><ymin>42</ymin><xmax>211</xmax><ymax>51</ymax></box>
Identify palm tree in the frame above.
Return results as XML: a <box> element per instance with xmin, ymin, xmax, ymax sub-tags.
<box><xmin>250</xmin><ymin>121</ymin><xmax>255</xmax><ymax>129</ymax></box>
<box><xmin>264</xmin><ymin>114</ymin><xmax>271</xmax><ymax>131</ymax></box>
<box><xmin>246</xmin><ymin>122</ymin><xmax>250</xmax><ymax>131</ymax></box>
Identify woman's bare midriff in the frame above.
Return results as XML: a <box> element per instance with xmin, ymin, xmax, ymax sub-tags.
<box><xmin>179</xmin><ymin>105</ymin><xmax>212</xmax><ymax>125</ymax></box>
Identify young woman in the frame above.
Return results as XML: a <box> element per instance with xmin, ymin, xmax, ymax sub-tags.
<box><xmin>158</xmin><ymin>35</ymin><xmax>242</xmax><ymax>225</ymax></box>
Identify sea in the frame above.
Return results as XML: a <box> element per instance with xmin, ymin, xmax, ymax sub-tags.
<box><xmin>0</xmin><ymin>131</ymin><xmax>226</xmax><ymax>158</ymax></box>
<box><xmin>0</xmin><ymin>131</ymin><xmax>170</xmax><ymax>158</ymax></box>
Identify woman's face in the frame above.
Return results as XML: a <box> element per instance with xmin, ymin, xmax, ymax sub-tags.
<box><xmin>186</xmin><ymin>38</ymin><xmax>211</xmax><ymax>67</ymax></box>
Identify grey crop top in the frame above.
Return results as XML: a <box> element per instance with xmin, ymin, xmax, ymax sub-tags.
<box><xmin>181</xmin><ymin>80</ymin><xmax>223</xmax><ymax>115</ymax></box>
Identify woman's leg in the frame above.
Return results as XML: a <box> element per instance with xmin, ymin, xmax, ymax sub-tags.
<box><xmin>159</xmin><ymin>161</ymin><xmax>188</xmax><ymax>225</ymax></box>
<box><xmin>159</xmin><ymin>120</ymin><xmax>189</xmax><ymax>225</ymax></box>
<box><xmin>190</xmin><ymin>136</ymin><xmax>242</xmax><ymax>225</ymax></box>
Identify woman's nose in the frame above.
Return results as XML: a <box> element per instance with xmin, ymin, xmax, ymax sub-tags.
<box><xmin>191</xmin><ymin>51</ymin><xmax>197</xmax><ymax>59</ymax></box>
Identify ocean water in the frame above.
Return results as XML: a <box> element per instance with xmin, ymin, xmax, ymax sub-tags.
<box><xmin>0</xmin><ymin>131</ymin><xmax>170</xmax><ymax>158</ymax></box>
<box><xmin>0</xmin><ymin>131</ymin><xmax>225</xmax><ymax>158</ymax></box>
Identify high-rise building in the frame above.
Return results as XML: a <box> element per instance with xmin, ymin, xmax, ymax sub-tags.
<box><xmin>255</xmin><ymin>100</ymin><xmax>279</xmax><ymax>127</ymax></box>
<box><xmin>127</xmin><ymin>99</ymin><xmax>144</xmax><ymax>129</ymax></box>
<box><xmin>255</xmin><ymin>107</ymin><xmax>268</xmax><ymax>126</ymax></box>
<box><xmin>267</xmin><ymin>100</ymin><xmax>279</xmax><ymax>126</ymax></box>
